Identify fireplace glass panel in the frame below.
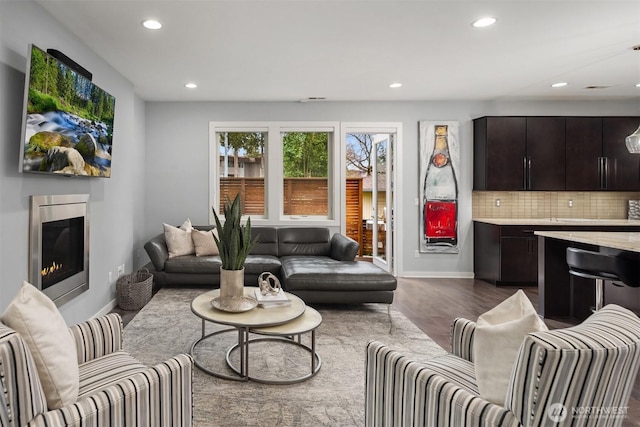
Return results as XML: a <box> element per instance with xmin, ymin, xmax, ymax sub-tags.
<box><xmin>41</xmin><ymin>217</ymin><xmax>85</xmax><ymax>291</ymax></box>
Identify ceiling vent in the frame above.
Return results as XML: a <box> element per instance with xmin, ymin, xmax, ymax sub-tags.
<box><xmin>299</xmin><ymin>97</ymin><xmax>327</xmax><ymax>103</ymax></box>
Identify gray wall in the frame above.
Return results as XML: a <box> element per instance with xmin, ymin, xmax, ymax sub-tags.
<box><xmin>144</xmin><ymin>100</ymin><xmax>640</xmax><ymax>278</ymax></box>
<box><xmin>0</xmin><ymin>1</ymin><xmax>147</xmax><ymax>324</ymax></box>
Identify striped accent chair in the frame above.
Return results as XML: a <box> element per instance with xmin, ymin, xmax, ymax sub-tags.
<box><xmin>365</xmin><ymin>304</ymin><xmax>640</xmax><ymax>427</ymax></box>
<box><xmin>0</xmin><ymin>313</ymin><xmax>193</xmax><ymax>427</ymax></box>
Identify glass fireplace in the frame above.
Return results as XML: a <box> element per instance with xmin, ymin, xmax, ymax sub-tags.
<box><xmin>29</xmin><ymin>194</ymin><xmax>89</xmax><ymax>306</ymax></box>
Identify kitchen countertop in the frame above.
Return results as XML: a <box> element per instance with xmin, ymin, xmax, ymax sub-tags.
<box><xmin>473</xmin><ymin>218</ymin><xmax>640</xmax><ymax>226</ymax></box>
<box><xmin>534</xmin><ymin>231</ymin><xmax>640</xmax><ymax>253</ymax></box>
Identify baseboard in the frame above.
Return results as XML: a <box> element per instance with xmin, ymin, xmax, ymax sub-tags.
<box><xmin>94</xmin><ymin>298</ymin><xmax>118</xmax><ymax>318</ymax></box>
<box><xmin>400</xmin><ymin>271</ymin><xmax>475</xmax><ymax>279</ymax></box>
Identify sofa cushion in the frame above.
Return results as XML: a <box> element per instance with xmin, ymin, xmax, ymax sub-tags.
<box><xmin>278</xmin><ymin>228</ymin><xmax>331</xmax><ymax>257</ymax></box>
<box><xmin>250</xmin><ymin>227</ymin><xmax>279</xmax><ymax>256</ymax></box>
<box><xmin>165</xmin><ymin>255</ymin><xmax>222</xmax><ymax>274</ymax></box>
<box><xmin>280</xmin><ymin>256</ymin><xmax>397</xmax><ymax>292</ymax></box>
<box><xmin>243</xmin><ymin>255</ymin><xmax>282</xmax><ymax>276</ymax></box>
<box><xmin>1</xmin><ymin>282</ymin><xmax>79</xmax><ymax>410</ymax></box>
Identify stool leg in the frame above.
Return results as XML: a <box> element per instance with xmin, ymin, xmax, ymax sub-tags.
<box><xmin>595</xmin><ymin>278</ymin><xmax>604</xmax><ymax>311</ymax></box>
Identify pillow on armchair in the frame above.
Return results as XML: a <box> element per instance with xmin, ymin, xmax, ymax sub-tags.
<box><xmin>1</xmin><ymin>281</ymin><xmax>79</xmax><ymax>409</ymax></box>
<box><xmin>473</xmin><ymin>289</ymin><xmax>548</xmax><ymax>405</ymax></box>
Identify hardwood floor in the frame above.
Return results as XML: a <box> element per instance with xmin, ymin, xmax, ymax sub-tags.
<box><xmin>393</xmin><ymin>277</ymin><xmax>639</xmax><ymax>427</ymax></box>
<box><xmin>111</xmin><ymin>277</ymin><xmax>639</xmax><ymax>425</ymax></box>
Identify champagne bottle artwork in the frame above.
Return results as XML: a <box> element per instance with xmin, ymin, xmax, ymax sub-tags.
<box><xmin>420</xmin><ymin>122</ymin><xmax>459</xmax><ymax>253</ymax></box>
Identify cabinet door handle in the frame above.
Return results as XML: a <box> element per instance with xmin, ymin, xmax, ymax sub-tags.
<box><xmin>599</xmin><ymin>157</ymin><xmax>605</xmax><ymax>190</ymax></box>
<box><xmin>527</xmin><ymin>157</ymin><xmax>532</xmax><ymax>190</ymax></box>
<box><xmin>523</xmin><ymin>157</ymin><xmax>528</xmax><ymax>190</ymax></box>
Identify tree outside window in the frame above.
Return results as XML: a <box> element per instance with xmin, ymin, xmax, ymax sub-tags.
<box><xmin>282</xmin><ymin>132</ymin><xmax>329</xmax><ymax>216</ymax></box>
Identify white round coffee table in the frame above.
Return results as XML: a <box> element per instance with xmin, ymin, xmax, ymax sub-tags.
<box><xmin>190</xmin><ymin>287</ymin><xmax>312</xmax><ymax>381</ymax></box>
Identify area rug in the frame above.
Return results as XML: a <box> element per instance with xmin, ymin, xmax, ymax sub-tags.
<box><xmin>122</xmin><ymin>287</ymin><xmax>446</xmax><ymax>426</ymax></box>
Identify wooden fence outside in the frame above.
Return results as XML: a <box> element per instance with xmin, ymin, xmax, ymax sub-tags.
<box><xmin>219</xmin><ymin>177</ymin><xmax>364</xmax><ymax>253</ymax></box>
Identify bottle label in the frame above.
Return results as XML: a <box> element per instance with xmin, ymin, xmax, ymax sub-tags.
<box><xmin>425</xmin><ymin>201</ymin><xmax>457</xmax><ymax>239</ymax></box>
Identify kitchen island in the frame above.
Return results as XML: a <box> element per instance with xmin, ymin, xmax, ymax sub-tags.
<box><xmin>535</xmin><ymin>231</ymin><xmax>640</xmax><ymax>320</ymax></box>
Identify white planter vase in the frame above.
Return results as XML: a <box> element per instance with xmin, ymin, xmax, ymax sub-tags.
<box><xmin>220</xmin><ymin>267</ymin><xmax>244</xmax><ymax>299</ymax></box>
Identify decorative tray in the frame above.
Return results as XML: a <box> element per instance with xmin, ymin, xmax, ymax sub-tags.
<box><xmin>211</xmin><ymin>296</ymin><xmax>257</xmax><ymax>313</ymax></box>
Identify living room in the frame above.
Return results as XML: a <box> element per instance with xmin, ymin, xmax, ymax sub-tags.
<box><xmin>1</xmin><ymin>1</ymin><xmax>639</xmax><ymax>425</ymax></box>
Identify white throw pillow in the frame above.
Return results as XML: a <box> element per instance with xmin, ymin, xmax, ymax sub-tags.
<box><xmin>163</xmin><ymin>219</ymin><xmax>195</xmax><ymax>258</ymax></box>
<box><xmin>1</xmin><ymin>281</ymin><xmax>79</xmax><ymax>409</ymax></box>
<box><xmin>192</xmin><ymin>229</ymin><xmax>219</xmax><ymax>256</ymax></box>
<box><xmin>473</xmin><ymin>289</ymin><xmax>548</xmax><ymax>406</ymax></box>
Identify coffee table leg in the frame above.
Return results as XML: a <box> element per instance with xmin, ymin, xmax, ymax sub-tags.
<box><xmin>238</xmin><ymin>327</ymin><xmax>250</xmax><ymax>379</ymax></box>
<box><xmin>311</xmin><ymin>330</ymin><xmax>316</xmax><ymax>373</ymax></box>
<box><xmin>201</xmin><ymin>319</ymin><xmax>206</xmax><ymax>338</ymax></box>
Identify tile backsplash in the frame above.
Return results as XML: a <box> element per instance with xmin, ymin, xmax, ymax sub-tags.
<box><xmin>472</xmin><ymin>191</ymin><xmax>640</xmax><ymax>219</ymax></box>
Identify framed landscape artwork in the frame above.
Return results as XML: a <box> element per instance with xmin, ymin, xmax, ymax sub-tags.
<box><xmin>419</xmin><ymin>120</ymin><xmax>460</xmax><ymax>254</ymax></box>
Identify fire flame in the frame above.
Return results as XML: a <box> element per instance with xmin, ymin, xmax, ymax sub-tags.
<box><xmin>41</xmin><ymin>261</ymin><xmax>63</xmax><ymax>277</ymax></box>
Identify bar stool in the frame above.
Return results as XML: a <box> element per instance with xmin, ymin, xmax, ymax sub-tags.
<box><xmin>566</xmin><ymin>247</ymin><xmax>639</xmax><ymax>311</ymax></box>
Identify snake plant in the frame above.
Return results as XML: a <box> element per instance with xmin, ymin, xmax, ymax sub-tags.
<box><xmin>212</xmin><ymin>194</ymin><xmax>258</xmax><ymax>270</ymax></box>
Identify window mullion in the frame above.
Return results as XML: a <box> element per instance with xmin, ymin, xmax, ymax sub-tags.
<box><xmin>267</xmin><ymin>126</ymin><xmax>283</xmax><ymax>221</ymax></box>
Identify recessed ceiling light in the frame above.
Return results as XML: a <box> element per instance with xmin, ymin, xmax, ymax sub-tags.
<box><xmin>472</xmin><ymin>17</ymin><xmax>496</xmax><ymax>28</ymax></box>
<box><xmin>185</xmin><ymin>83</ymin><xmax>197</xmax><ymax>89</ymax></box>
<box><xmin>636</xmin><ymin>83</ymin><xmax>640</xmax><ymax>88</ymax></box>
<box><xmin>389</xmin><ymin>83</ymin><xmax>402</xmax><ymax>88</ymax></box>
<box><xmin>142</xmin><ymin>20</ymin><xmax>162</xmax><ymax>30</ymax></box>
<box><xmin>551</xmin><ymin>82</ymin><xmax>568</xmax><ymax>88</ymax></box>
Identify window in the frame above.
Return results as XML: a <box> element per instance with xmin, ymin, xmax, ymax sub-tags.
<box><xmin>209</xmin><ymin>122</ymin><xmax>339</xmax><ymax>225</ymax></box>
<box><xmin>217</xmin><ymin>131</ymin><xmax>266</xmax><ymax>216</ymax></box>
<box><xmin>282</xmin><ymin>131</ymin><xmax>329</xmax><ymax>217</ymax></box>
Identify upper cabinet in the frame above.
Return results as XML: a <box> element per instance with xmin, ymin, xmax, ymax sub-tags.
<box><xmin>565</xmin><ymin>117</ymin><xmax>602</xmax><ymax>190</ymax></box>
<box><xmin>603</xmin><ymin>117</ymin><xmax>640</xmax><ymax>191</ymax></box>
<box><xmin>473</xmin><ymin>117</ymin><xmax>526</xmax><ymax>190</ymax></box>
<box><xmin>474</xmin><ymin>116</ymin><xmax>640</xmax><ymax>191</ymax></box>
<box><xmin>473</xmin><ymin>116</ymin><xmax>565</xmax><ymax>191</ymax></box>
<box><xmin>526</xmin><ymin>117</ymin><xmax>566</xmax><ymax>190</ymax></box>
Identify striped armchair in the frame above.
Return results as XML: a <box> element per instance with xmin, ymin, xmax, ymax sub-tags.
<box><xmin>365</xmin><ymin>304</ymin><xmax>640</xmax><ymax>427</ymax></box>
<box><xmin>0</xmin><ymin>313</ymin><xmax>193</xmax><ymax>427</ymax></box>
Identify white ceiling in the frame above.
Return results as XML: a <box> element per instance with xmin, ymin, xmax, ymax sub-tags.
<box><xmin>36</xmin><ymin>0</ymin><xmax>640</xmax><ymax>102</ymax></box>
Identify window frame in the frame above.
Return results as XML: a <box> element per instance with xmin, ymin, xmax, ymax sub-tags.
<box><xmin>209</xmin><ymin>121</ymin><xmax>340</xmax><ymax>226</ymax></box>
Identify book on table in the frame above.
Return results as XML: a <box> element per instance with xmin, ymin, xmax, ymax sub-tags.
<box><xmin>254</xmin><ymin>288</ymin><xmax>291</xmax><ymax>308</ymax></box>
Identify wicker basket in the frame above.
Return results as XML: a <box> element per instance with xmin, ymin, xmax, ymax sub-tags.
<box><xmin>116</xmin><ymin>269</ymin><xmax>153</xmax><ymax>311</ymax></box>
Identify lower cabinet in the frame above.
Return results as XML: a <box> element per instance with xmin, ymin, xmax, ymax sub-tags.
<box><xmin>474</xmin><ymin>222</ymin><xmax>537</xmax><ymax>286</ymax></box>
<box><xmin>500</xmin><ymin>237</ymin><xmax>537</xmax><ymax>283</ymax></box>
<box><xmin>473</xmin><ymin>222</ymin><xmax>640</xmax><ymax>286</ymax></box>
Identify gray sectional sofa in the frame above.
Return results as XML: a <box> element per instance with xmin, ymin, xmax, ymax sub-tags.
<box><xmin>144</xmin><ymin>226</ymin><xmax>397</xmax><ymax>304</ymax></box>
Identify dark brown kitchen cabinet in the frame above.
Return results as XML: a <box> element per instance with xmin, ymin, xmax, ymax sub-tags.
<box><xmin>526</xmin><ymin>117</ymin><xmax>565</xmax><ymax>190</ymax></box>
<box><xmin>566</xmin><ymin>117</ymin><xmax>602</xmax><ymax>190</ymax></box>
<box><xmin>474</xmin><ymin>222</ymin><xmax>640</xmax><ymax>287</ymax></box>
<box><xmin>603</xmin><ymin>117</ymin><xmax>640</xmax><ymax>191</ymax></box>
<box><xmin>473</xmin><ymin>222</ymin><xmax>537</xmax><ymax>286</ymax></box>
<box><xmin>475</xmin><ymin>115</ymin><xmax>640</xmax><ymax>191</ymax></box>
<box><xmin>473</xmin><ymin>117</ymin><xmax>526</xmax><ymax>190</ymax></box>
<box><xmin>473</xmin><ymin>116</ymin><xmax>565</xmax><ymax>191</ymax></box>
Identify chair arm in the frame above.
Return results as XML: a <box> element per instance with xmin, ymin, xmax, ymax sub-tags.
<box><xmin>330</xmin><ymin>233</ymin><xmax>359</xmax><ymax>261</ymax></box>
<box><xmin>69</xmin><ymin>313</ymin><xmax>123</xmax><ymax>364</ymax></box>
<box><xmin>450</xmin><ymin>317</ymin><xmax>476</xmax><ymax>362</ymax></box>
<box><xmin>30</xmin><ymin>354</ymin><xmax>194</xmax><ymax>427</ymax></box>
<box><xmin>365</xmin><ymin>341</ymin><xmax>520</xmax><ymax>427</ymax></box>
